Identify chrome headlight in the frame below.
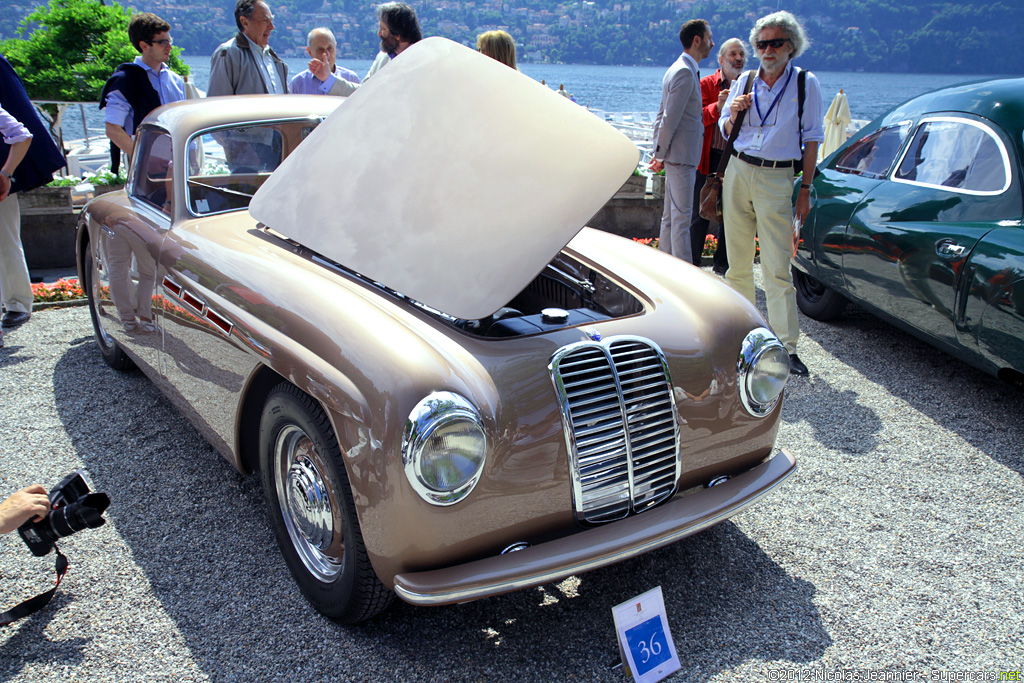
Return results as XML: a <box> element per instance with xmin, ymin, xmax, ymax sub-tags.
<box><xmin>402</xmin><ymin>392</ymin><xmax>487</xmax><ymax>506</ymax></box>
<box><xmin>737</xmin><ymin>327</ymin><xmax>790</xmax><ymax>417</ymax></box>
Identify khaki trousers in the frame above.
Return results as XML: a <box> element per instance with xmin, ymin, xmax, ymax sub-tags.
<box><xmin>722</xmin><ymin>157</ymin><xmax>799</xmax><ymax>353</ymax></box>
<box><xmin>0</xmin><ymin>193</ymin><xmax>32</xmax><ymax>315</ymax></box>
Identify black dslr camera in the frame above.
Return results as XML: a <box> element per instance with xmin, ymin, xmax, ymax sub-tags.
<box><xmin>17</xmin><ymin>470</ymin><xmax>110</xmax><ymax>557</ymax></box>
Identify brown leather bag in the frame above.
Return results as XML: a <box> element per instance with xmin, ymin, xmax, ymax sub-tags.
<box><xmin>697</xmin><ymin>71</ymin><xmax>754</xmax><ymax>223</ymax></box>
<box><xmin>698</xmin><ymin>174</ymin><xmax>723</xmax><ymax>222</ymax></box>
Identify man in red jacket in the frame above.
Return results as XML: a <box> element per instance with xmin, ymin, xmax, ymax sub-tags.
<box><xmin>690</xmin><ymin>38</ymin><xmax>746</xmax><ymax>273</ymax></box>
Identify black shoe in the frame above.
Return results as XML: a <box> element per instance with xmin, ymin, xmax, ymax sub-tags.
<box><xmin>1</xmin><ymin>311</ymin><xmax>30</xmax><ymax>328</ymax></box>
<box><xmin>712</xmin><ymin>264</ymin><xmax>727</xmax><ymax>276</ymax></box>
<box><xmin>789</xmin><ymin>354</ymin><xmax>809</xmax><ymax>376</ymax></box>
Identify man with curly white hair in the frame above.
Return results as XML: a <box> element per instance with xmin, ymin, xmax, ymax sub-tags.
<box><xmin>719</xmin><ymin>10</ymin><xmax>823</xmax><ymax>376</ymax></box>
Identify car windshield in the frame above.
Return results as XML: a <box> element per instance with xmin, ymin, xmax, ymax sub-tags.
<box><xmin>186</xmin><ymin>120</ymin><xmax>320</xmax><ymax>216</ymax></box>
<box><xmin>835</xmin><ymin>123</ymin><xmax>910</xmax><ymax>178</ymax></box>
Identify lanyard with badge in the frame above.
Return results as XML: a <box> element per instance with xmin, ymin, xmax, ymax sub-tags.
<box><xmin>749</xmin><ymin>66</ymin><xmax>793</xmax><ymax>151</ymax></box>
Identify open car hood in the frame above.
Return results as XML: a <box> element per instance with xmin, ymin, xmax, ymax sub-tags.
<box><xmin>250</xmin><ymin>38</ymin><xmax>639</xmax><ymax>320</ymax></box>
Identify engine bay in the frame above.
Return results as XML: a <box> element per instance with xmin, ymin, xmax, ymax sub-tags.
<box><xmin>451</xmin><ymin>251</ymin><xmax>644</xmax><ymax>338</ymax></box>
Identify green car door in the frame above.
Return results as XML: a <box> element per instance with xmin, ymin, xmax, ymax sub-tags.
<box><xmin>840</xmin><ymin>115</ymin><xmax>1021</xmax><ymax>352</ymax></box>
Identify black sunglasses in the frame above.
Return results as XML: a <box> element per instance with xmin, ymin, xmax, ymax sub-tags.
<box><xmin>755</xmin><ymin>37</ymin><xmax>790</xmax><ymax>50</ymax></box>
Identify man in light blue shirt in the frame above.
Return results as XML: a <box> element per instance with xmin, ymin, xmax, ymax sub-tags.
<box><xmin>290</xmin><ymin>28</ymin><xmax>361</xmax><ymax>97</ymax></box>
<box><xmin>719</xmin><ymin>10</ymin><xmax>824</xmax><ymax>376</ymax></box>
<box><xmin>100</xmin><ymin>13</ymin><xmax>187</xmax><ymax>164</ymax></box>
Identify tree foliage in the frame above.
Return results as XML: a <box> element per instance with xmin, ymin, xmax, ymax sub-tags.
<box><xmin>0</xmin><ymin>0</ymin><xmax>190</xmax><ymax>102</ymax></box>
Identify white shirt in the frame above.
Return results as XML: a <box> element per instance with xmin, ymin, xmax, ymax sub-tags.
<box><xmin>719</xmin><ymin>63</ymin><xmax>824</xmax><ymax>161</ymax></box>
<box><xmin>250</xmin><ymin>42</ymin><xmax>285</xmax><ymax>94</ymax></box>
<box><xmin>0</xmin><ymin>106</ymin><xmax>32</xmax><ymax>145</ymax></box>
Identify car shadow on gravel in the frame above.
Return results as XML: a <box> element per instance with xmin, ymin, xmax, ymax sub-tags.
<box><xmin>0</xmin><ymin>593</ymin><xmax>89</xmax><ymax>680</ymax></box>
<box><xmin>796</xmin><ymin>305</ymin><xmax>1024</xmax><ymax>476</ymax></box>
<box><xmin>49</xmin><ymin>341</ymin><xmax>828</xmax><ymax>682</ymax></box>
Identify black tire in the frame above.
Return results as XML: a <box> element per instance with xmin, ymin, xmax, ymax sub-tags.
<box><xmin>259</xmin><ymin>382</ymin><xmax>393</xmax><ymax>623</ymax></box>
<box><xmin>84</xmin><ymin>242</ymin><xmax>135</xmax><ymax>371</ymax></box>
<box><xmin>793</xmin><ymin>265</ymin><xmax>847</xmax><ymax>321</ymax></box>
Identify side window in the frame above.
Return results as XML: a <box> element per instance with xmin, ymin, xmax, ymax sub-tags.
<box><xmin>834</xmin><ymin>123</ymin><xmax>909</xmax><ymax>178</ymax></box>
<box><xmin>131</xmin><ymin>129</ymin><xmax>174</xmax><ymax>214</ymax></box>
<box><xmin>894</xmin><ymin>118</ymin><xmax>1009</xmax><ymax>194</ymax></box>
<box><xmin>186</xmin><ymin>120</ymin><xmax>318</xmax><ymax>216</ymax></box>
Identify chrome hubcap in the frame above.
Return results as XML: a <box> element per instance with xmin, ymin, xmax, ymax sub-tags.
<box><xmin>275</xmin><ymin>425</ymin><xmax>342</xmax><ymax>581</ymax></box>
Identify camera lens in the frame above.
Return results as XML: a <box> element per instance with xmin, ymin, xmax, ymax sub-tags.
<box><xmin>48</xmin><ymin>493</ymin><xmax>111</xmax><ymax>538</ymax></box>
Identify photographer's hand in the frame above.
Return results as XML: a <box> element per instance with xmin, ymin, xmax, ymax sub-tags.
<box><xmin>0</xmin><ymin>485</ymin><xmax>49</xmax><ymax>534</ymax></box>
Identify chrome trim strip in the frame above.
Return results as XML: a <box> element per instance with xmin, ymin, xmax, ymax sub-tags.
<box><xmin>162</xmin><ymin>276</ymin><xmax>182</xmax><ymax>297</ymax></box>
<box><xmin>392</xmin><ymin>449</ymin><xmax>796</xmax><ymax>606</ymax></box>
<box><xmin>204</xmin><ymin>308</ymin><xmax>234</xmax><ymax>336</ymax></box>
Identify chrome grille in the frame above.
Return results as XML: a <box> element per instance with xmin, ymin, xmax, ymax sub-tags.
<box><xmin>550</xmin><ymin>336</ymin><xmax>680</xmax><ymax>523</ymax></box>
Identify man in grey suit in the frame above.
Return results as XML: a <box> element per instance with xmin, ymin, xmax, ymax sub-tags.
<box><xmin>650</xmin><ymin>19</ymin><xmax>714</xmax><ymax>263</ymax></box>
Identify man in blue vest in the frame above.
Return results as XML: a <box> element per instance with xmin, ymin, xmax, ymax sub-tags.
<box><xmin>0</xmin><ymin>53</ymin><xmax>66</xmax><ymax>336</ymax></box>
<box><xmin>100</xmin><ymin>13</ymin><xmax>187</xmax><ymax>171</ymax></box>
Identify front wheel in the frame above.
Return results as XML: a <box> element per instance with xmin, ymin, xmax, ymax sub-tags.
<box><xmin>259</xmin><ymin>382</ymin><xmax>393</xmax><ymax>623</ymax></box>
<box><xmin>793</xmin><ymin>265</ymin><xmax>847</xmax><ymax>321</ymax></box>
<box><xmin>84</xmin><ymin>242</ymin><xmax>134</xmax><ymax>371</ymax></box>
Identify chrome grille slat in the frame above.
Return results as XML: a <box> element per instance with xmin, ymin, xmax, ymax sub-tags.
<box><xmin>551</xmin><ymin>336</ymin><xmax>681</xmax><ymax>524</ymax></box>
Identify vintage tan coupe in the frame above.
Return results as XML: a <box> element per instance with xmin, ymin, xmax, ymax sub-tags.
<box><xmin>77</xmin><ymin>39</ymin><xmax>796</xmax><ymax>623</ymax></box>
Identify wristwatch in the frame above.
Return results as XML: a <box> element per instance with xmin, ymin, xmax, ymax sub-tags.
<box><xmin>0</xmin><ymin>170</ymin><xmax>11</xmax><ymax>179</ymax></box>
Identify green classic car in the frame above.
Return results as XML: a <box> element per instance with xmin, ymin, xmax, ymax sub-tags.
<box><xmin>793</xmin><ymin>77</ymin><xmax>1024</xmax><ymax>386</ymax></box>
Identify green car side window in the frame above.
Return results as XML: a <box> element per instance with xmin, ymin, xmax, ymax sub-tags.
<box><xmin>894</xmin><ymin>118</ymin><xmax>1009</xmax><ymax>195</ymax></box>
<box><xmin>835</xmin><ymin>123</ymin><xmax>909</xmax><ymax>178</ymax></box>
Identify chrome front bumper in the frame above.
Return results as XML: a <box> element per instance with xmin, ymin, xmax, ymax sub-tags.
<box><xmin>392</xmin><ymin>448</ymin><xmax>796</xmax><ymax>606</ymax></box>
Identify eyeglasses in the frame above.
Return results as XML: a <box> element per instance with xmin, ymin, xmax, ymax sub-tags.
<box><xmin>755</xmin><ymin>37</ymin><xmax>789</xmax><ymax>50</ymax></box>
<box><xmin>148</xmin><ymin>38</ymin><xmax>173</xmax><ymax>46</ymax></box>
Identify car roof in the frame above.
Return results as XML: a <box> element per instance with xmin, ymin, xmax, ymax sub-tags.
<box><xmin>883</xmin><ymin>77</ymin><xmax>1024</xmax><ymax>134</ymax></box>
<box><xmin>144</xmin><ymin>94</ymin><xmax>345</xmax><ymax>138</ymax></box>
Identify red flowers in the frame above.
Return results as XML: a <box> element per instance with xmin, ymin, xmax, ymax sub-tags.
<box><xmin>31</xmin><ymin>278</ymin><xmax>85</xmax><ymax>303</ymax></box>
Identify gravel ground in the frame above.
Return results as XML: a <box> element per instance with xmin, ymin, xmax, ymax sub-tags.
<box><xmin>1</xmin><ymin>274</ymin><xmax>1022</xmax><ymax>683</ymax></box>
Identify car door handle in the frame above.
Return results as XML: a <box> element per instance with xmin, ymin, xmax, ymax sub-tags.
<box><xmin>936</xmin><ymin>240</ymin><xmax>966</xmax><ymax>257</ymax></box>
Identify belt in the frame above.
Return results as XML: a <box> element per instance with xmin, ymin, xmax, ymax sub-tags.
<box><xmin>732</xmin><ymin>150</ymin><xmax>795</xmax><ymax>169</ymax></box>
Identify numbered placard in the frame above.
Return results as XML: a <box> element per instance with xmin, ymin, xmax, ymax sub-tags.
<box><xmin>611</xmin><ymin>586</ymin><xmax>680</xmax><ymax>683</ymax></box>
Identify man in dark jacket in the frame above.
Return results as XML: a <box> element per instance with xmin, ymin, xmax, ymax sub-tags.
<box><xmin>0</xmin><ymin>53</ymin><xmax>66</xmax><ymax>334</ymax></box>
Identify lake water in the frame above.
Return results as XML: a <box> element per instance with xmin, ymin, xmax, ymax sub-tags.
<box><xmin>59</xmin><ymin>54</ymin><xmax>1008</xmax><ymax>151</ymax></box>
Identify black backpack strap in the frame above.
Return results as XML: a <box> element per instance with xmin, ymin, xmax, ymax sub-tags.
<box><xmin>0</xmin><ymin>548</ymin><xmax>68</xmax><ymax>627</ymax></box>
<box><xmin>797</xmin><ymin>67</ymin><xmax>806</xmax><ymax>152</ymax></box>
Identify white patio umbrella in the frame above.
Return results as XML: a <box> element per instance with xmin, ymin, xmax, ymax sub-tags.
<box><xmin>820</xmin><ymin>89</ymin><xmax>851</xmax><ymax>161</ymax></box>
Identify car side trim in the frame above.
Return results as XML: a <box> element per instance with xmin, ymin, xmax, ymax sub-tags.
<box><xmin>392</xmin><ymin>448</ymin><xmax>796</xmax><ymax>606</ymax></box>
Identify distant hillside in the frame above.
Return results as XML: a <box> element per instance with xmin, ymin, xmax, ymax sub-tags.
<box><xmin>2</xmin><ymin>0</ymin><xmax>1019</xmax><ymax>73</ymax></box>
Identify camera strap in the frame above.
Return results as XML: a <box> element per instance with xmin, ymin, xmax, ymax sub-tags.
<box><xmin>0</xmin><ymin>547</ymin><xmax>68</xmax><ymax>627</ymax></box>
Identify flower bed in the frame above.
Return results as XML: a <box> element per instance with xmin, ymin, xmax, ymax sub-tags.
<box><xmin>632</xmin><ymin>235</ymin><xmax>760</xmax><ymax>259</ymax></box>
<box><xmin>32</xmin><ymin>278</ymin><xmax>85</xmax><ymax>304</ymax></box>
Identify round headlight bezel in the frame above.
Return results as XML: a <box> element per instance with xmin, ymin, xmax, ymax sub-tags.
<box><xmin>737</xmin><ymin>327</ymin><xmax>790</xmax><ymax>417</ymax></box>
<box><xmin>402</xmin><ymin>392</ymin><xmax>487</xmax><ymax>506</ymax></box>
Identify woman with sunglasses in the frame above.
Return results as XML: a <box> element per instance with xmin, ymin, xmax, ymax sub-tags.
<box><xmin>718</xmin><ymin>10</ymin><xmax>824</xmax><ymax>377</ymax></box>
